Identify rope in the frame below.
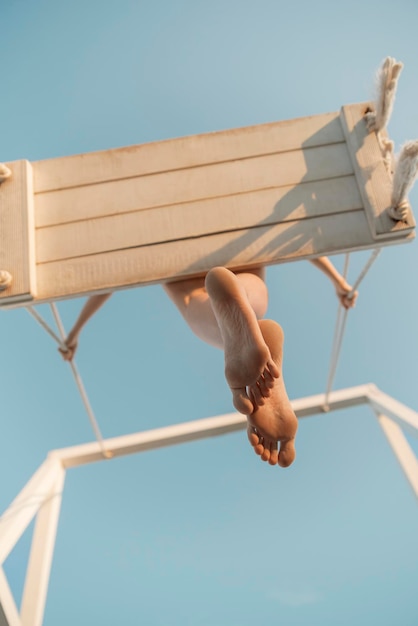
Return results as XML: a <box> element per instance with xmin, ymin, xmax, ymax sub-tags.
<box><xmin>390</xmin><ymin>140</ymin><xmax>418</xmax><ymax>220</ymax></box>
<box><xmin>365</xmin><ymin>57</ymin><xmax>403</xmax><ymax>133</ymax></box>
<box><xmin>322</xmin><ymin>249</ymin><xmax>381</xmax><ymax>410</ymax></box>
<box><xmin>26</xmin><ymin>306</ymin><xmax>66</xmax><ymax>347</ymax></box>
<box><xmin>27</xmin><ymin>302</ymin><xmax>111</xmax><ymax>459</ymax></box>
<box><xmin>349</xmin><ymin>248</ymin><xmax>381</xmax><ymax>294</ymax></box>
<box><xmin>365</xmin><ymin>57</ymin><xmax>417</xmax><ymax>221</ymax></box>
<box><xmin>323</xmin><ymin>254</ymin><xmax>350</xmax><ymax>411</ymax></box>
<box><xmin>50</xmin><ymin>303</ymin><xmax>112</xmax><ymax>459</ymax></box>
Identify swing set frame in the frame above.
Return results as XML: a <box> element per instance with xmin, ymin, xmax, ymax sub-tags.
<box><xmin>0</xmin><ymin>56</ymin><xmax>417</xmax><ymax>626</ymax></box>
<box><xmin>0</xmin><ymin>382</ymin><xmax>417</xmax><ymax>626</ymax></box>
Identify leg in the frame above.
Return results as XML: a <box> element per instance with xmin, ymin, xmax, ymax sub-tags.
<box><xmin>164</xmin><ymin>267</ymin><xmax>298</xmax><ymax>467</ymax></box>
<box><xmin>163</xmin><ymin>267</ymin><xmax>268</xmax><ymax>349</ymax></box>
<box><xmin>164</xmin><ymin>267</ymin><xmax>278</xmax><ymax>412</ymax></box>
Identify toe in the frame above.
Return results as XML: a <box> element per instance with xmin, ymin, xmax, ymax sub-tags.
<box><xmin>261</xmin><ymin>442</ymin><xmax>271</xmax><ymax>462</ymax></box>
<box><xmin>257</xmin><ymin>375</ymin><xmax>271</xmax><ymax>398</ymax></box>
<box><xmin>246</xmin><ymin>425</ymin><xmax>259</xmax><ymax>447</ymax></box>
<box><xmin>249</xmin><ymin>383</ymin><xmax>264</xmax><ymax>408</ymax></box>
<box><xmin>268</xmin><ymin>441</ymin><xmax>279</xmax><ymax>465</ymax></box>
<box><xmin>262</xmin><ymin>367</ymin><xmax>275</xmax><ymax>389</ymax></box>
<box><xmin>278</xmin><ymin>439</ymin><xmax>296</xmax><ymax>468</ymax></box>
<box><xmin>232</xmin><ymin>388</ymin><xmax>254</xmax><ymax>414</ymax></box>
<box><xmin>254</xmin><ymin>436</ymin><xmax>264</xmax><ymax>456</ymax></box>
<box><xmin>267</xmin><ymin>359</ymin><xmax>280</xmax><ymax>379</ymax></box>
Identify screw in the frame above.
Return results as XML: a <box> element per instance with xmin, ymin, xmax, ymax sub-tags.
<box><xmin>0</xmin><ymin>271</ymin><xmax>12</xmax><ymax>291</ymax></box>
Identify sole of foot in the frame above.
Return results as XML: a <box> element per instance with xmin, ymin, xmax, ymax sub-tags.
<box><xmin>246</xmin><ymin>319</ymin><xmax>298</xmax><ymax>467</ymax></box>
<box><xmin>205</xmin><ymin>267</ymin><xmax>279</xmax><ymax>414</ymax></box>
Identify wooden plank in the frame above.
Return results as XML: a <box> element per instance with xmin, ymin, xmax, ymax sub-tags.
<box><xmin>35</xmin><ymin>210</ymin><xmax>391</xmax><ymax>302</ymax></box>
<box><xmin>34</xmin><ymin>143</ymin><xmax>353</xmax><ymax>228</ymax></box>
<box><xmin>340</xmin><ymin>103</ymin><xmax>415</xmax><ymax>239</ymax></box>
<box><xmin>33</xmin><ymin>112</ymin><xmax>344</xmax><ymax>193</ymax></box>
<box><xmin>36</xmin><ymin>176</ymin><xmax>362</xmax><ymax>264</ymax></box>
<box><xmin>0</xmin><ymin>160</ymin><xmax>36</xmax><ymax>305</ymax></box>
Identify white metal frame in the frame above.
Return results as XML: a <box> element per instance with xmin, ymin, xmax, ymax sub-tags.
<box><xmin>0</xmin><ymin>383</ymin><xmax>417</xmax><ymax>626</ymax></box>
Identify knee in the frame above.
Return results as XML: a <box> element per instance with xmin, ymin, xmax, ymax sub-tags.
<box><xmin>246</xmin><ymin>277</ymin><xmax>268</xmax><ymax>319</ymax></box>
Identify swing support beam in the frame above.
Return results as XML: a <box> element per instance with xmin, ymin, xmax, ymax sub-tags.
<box><xmin>0</xmin><ymin>102</ymin><xmax>415</xmax><ymax>309</ymax></box>
<box><xmin>0</xmin><ymin>383</ymin><xmax>417</xmax><ymax>626</ymax></box>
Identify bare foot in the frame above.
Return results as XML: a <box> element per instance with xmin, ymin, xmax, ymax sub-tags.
<box><xmin>205</xmin><ymin>267</ymin><xmax>279</xmax><ymax>414</ymax></box>
<box><xmin>246</xmin><ymin>320</ymin><xmax>298</xmax><ymax>467</ymax></box>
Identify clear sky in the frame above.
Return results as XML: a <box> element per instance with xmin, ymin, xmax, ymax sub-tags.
<box><xmin>1</xmin><ymin>1</ymin><xmax>418</xmax><ymax>625</ymax></box>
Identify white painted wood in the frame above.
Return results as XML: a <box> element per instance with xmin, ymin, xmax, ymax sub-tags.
<box><xmin>0</xmin><ymin>568</ymin><xmax>21</xmax><ymax>626</ymax></box>
<box><xmin>376</xmin><ymin>414</ymin><xmax>418</xmax><ymax>499</ymax></box>
<box><xmin>36</xmin><ymin>176</ymin><xmax>362</xmax><ymax>263</ymax></box>
<box><xmin>35</xmin><ymin>210</ymin><xmax>391</xmax><ymax>302</ymax></box>
<box><xmin>51</xmin><ymin>413</ymin><xmax>246</xmax><ymax>469</ymax></box>
<box><xmin>291</xmin><ymin>383</ymin><xmax>375</xmax><ymax>417</ymax></box>
<box><xmin>34</xmin><ymin>143</ymin><xmax>352</xmax><ymax>228</ymax></box>
<box><xmin>367</xmin><ymin>387</ymin><xmax>418</xmax><ymax>436</ymax></box>
<box><xmin>0</xmin><ymin>458</ymin><xmax>61</xmax><ymax>565</ymax></box>
<box><xmin>20</xmin><ymin>467</ymin><xmax>65</xmax><ymax>626</ymax></box>
<box><xmin>0</xmin><ymin>161</ymin><xmax>36</xmax><ymax>305</ymax></box>
<box><xmin>340</xmin><ymin>103</ymin><xmax>415</xmax><ymax>239</ymax></box>
<box><xmin>33</xmin><ymin>112</ymin><xmax>344</xmax><ymax>193</ymax></box>
<box><xmin>0</xmin><ymin>105</ymin><xmax>414</xmax><ymax>308</ymax></box>
<box><xmin>0</xmin><ymin>382</ymin><xmax>415</xmax><ymax>624</ymax></box>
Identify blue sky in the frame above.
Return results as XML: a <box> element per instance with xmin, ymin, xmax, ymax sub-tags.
<box><xmin>1</xmin><ymin>1</ymin><xmax>418</xmax><ymax>625</ymax></box>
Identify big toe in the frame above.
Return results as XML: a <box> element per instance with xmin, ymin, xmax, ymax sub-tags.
<box><xmin>232</xmin><ymin>388</ymin><xmax>254</xmax><ymax>415</ymax></box>
<box><xmin>278</xmin><ymin>439</ymin><xmax>296</xmax><ymax>468</ymax></box>
<box><xmin>247</xmin><ymin>425</ymin><xmax>259</xmax><ymax>447</ymax></box>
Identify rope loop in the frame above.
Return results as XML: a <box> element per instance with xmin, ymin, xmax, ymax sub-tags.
<box><xmin>390</xmin><ymin>140</ymin><xmax>418</xmax><ymax>221</ymax></box>
<box><xmin>365</xmin><ymin>56</ymin><xmax>403</xmax><ymax>133</ymax></box>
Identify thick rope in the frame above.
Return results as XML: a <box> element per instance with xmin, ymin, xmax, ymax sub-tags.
<box><xmin>365</xmin><ymin>57</ymin><xmax>402</xmax><ymax>172</ymax></box>
<box><xmin>323</xmin><ymin>249</ymin><xmax>381</xmax><ymax>410</ymax></box>
<box><xmin>390</xmin><ymin>141</ymin><xmax>418</xmax><ymax>220</ymax></box>
<box><xmin>365</xmin><ymin>57</ymin><xmax>403</xmax><ymax>133</ymax></box>
<box><xmin>0</xmin><ymin>163</ymin><xmax>11</xmax><ymax>183</ymax></box>
<box><xmin>50</xmin><ymin>303</ymin><xmax>112</xmax><ymax>459</ymax></box>
<box><xmin>364</xmin><ymin>57</ymin><xmax>417</xmax><ymax>221</ymax></box>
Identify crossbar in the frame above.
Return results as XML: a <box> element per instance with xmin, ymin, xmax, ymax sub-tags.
<box><xmin>1</xmin><ymin>383</ymin><xmax>417</xmax><ymax>626</ymax></box>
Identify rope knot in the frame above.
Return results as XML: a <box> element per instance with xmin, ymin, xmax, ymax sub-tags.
<box><xmin>390</xmin><ymin>140</ymin><xmax>418</xmax><ymax>221</ymax></box>
<box><xmin>366</xmin><ymin>57</ymin><xmax>403</xmax><ymax>133</ymax></box>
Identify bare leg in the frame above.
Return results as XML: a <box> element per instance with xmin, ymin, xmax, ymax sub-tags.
<box><xmin>164</xmin><ymin>268</ymin><xmax>268</xmax><ymax>349</ymax></box>
<box><xmin>204</xmin><ymin>267</ymin><xmax>279</xmax><ymax>413</ymax></box>
<box><xmin>164</xmin><ymin>267</ymin><xmax>277</xmax><ymax>413</ymax></box>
